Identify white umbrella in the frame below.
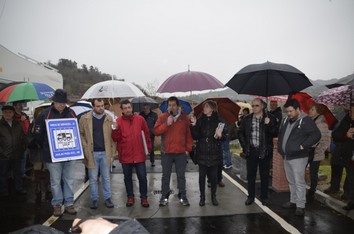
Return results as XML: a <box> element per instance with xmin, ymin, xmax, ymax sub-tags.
<box><xmin>70</xmin><ymin>100</ymin><xmax>92</xmax><ymax>120</ymax></box>
<box><xmin>81</xmin><ymin>80</ymin><xmax>145</xmax><ymax>99</ymax></box>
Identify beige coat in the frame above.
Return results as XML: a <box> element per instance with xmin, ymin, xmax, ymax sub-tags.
<box><xmin>79</xmin><ymin>112</ymin><xmax>117</xmax><ymax>169</ymax></box>
<box><xmin>313</xmin><ymin>115</ymin><xmax>331</xmax><ymax>161</ymax></box>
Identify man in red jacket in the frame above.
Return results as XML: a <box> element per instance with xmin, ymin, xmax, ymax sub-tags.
<box><xmin>154</xmin><ymin>96</ymin><xmax>193</xmax><ymax>206</ymax></box>
<box><xmin>112</xmin><ymin>100</ymin><xmax>151</xmax><ymax>208</ymax></box>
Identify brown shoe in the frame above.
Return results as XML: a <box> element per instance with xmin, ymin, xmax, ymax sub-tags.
<box><xmin>65</xmin><ymin>205</ymin><xmax>77</xmax><ymax>215</ymax></box>
<box><xmin>218</xmin><ymin>181</ymin><xmax>225</xmax><ymax>187</ymax></box>
<box><xmin>53</xmin><ymin>205</ymin><xmax>62</xmax><ymax>217</ymax></box>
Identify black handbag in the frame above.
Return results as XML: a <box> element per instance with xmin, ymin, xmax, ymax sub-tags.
<box><xmin>189</xmin><ymin>145</ymin><xmax>198</xmax><ymax>165</ymax></box>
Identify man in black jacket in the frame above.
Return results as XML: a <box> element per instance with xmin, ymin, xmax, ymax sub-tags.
<box><xmin>34</xmin><ymin>89</ymin><xmax>77</xmax><ymax>217</ymax></box>
<box><xmin>140</xmin><ymin>104</ymin><xmax>158</xmax><ymax>167</ymax></box>
<box><xmin>278</xmin><ymin>99</ymin><xmax>321</xmax><ymax>216</ymax></box>
<box><xmin>0</xmin><ymin>105</ymin><xmax>27</xmax><ymax>198</ymax></box>
<box><xmin>331</xmin><ymin>104</ymin><xmax>354</xmax><ymax>210</ymax></box>
<box><xmin>269</xmin><ymin>100</ymin><xmax>283</xmax><ymax>129</ymax></box>
<box><xmin>238</xmin><ymin>98</ymin><xmax>278</xmax><ymax>206</ymax></box>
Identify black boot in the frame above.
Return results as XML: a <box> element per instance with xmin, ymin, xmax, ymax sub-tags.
<box><xmin>199</xmin><ymin>195</ymin><xmax>205</xmax><ymax>206</ymax></box>
<box><xmin>211</xmin><ymin>194</ymin><xmax>218</xmax><ymax>206</ymax></box>
<box><xmin>306</xmin><ymin>190</ymin><xmax>315</xmax><ymax>204</ymax></box>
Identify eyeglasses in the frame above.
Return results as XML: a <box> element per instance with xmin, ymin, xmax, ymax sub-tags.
<box><xmin>252</xmin><ymin>104</ymin><xmax>260</xmax><ymax>107</ymax></box>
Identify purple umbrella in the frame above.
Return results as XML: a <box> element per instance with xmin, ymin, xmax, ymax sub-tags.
<box><xmin>157</xmin><ymin>69</ymin><xmax>223</xmax><ymax>93</ymax></box>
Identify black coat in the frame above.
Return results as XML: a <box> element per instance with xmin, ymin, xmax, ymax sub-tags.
<box><xmin>34</xmin><ymin>105</ymin><xmax>76</xmax><ymax>163</ymax></box>
<box><xmin>140</xmin><ymin>111</ymin><xmax>158</xmax><ymax>138</ymax></box>
<box><xmin>238</xmin><ymin>112</ymin><xmax>278</xmax><ymax>159</ymax></box>
<box><xmin>332</xmin><ymin>113</ymin><xmax>354</xmax><ymax>165</ymax></box>
<box><xmin>0</xmin><ymin>117</ymin><xmax>27</xmax><ymax>160</ymax></box>
<box><xmin>270</xmin><ymin>107</ymin><xmax>282</xmax><ymax>136</ymax></box>
<box><xmin>190</xmin><ymin>112</ymin><xmax>226</xmax><ymax>167</ymax></box>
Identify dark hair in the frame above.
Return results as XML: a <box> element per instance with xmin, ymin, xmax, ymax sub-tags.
<box><xmin>243</xmin><ymin>108</ymin><xmax>250</xmax><ymax>114</ymax></box>
<box><xmin>120</xmin><ymin>99</ymin><xmax>132</xmax><ymax>109</ymax></box>
<box><xmin>167</xmin><ymin>96</ymin><xmax>179</xmax><ymax>106</ymax></box>
<box><xmin>284</xmin><ymin>99</ymin><xmax>300</xmax><ymax>110</ymax></box>
<box><xmin>91</xmin><ymin>98</ymin><xmax>103</xmax><ymax>107</ymax></box>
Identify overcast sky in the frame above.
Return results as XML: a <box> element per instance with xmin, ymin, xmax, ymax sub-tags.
<box><xmin>0</xmin><ymin>0</ymin><xmax>353</xmax><ymax>91</ymax></box>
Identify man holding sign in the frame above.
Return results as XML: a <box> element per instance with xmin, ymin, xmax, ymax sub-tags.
<box><xmin>34</xmin><ymin>89</ymin><xmax>77</xmax><ymax>217</ymax></box>
<box><xmin>112</xmin><ymin>100</ymin><xmax>151</xmax><ymax>208</ymax></box>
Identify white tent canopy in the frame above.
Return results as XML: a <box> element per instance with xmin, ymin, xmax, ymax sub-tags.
<box><xmin>0</xmin><ymin>44</ymin><xmax>63</xmax><ymax>117</ymax></box>
<box><xmin>0</xmin><ymin>44</ymin><xmax>63</xmax><ymax>90</ymax></box>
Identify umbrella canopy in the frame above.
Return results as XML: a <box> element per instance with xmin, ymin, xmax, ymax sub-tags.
<box><xmin>289</xmin><ymin>92</ymin><xmax>337</xmax><ymax>130</ymax></box>
<box><xmin>314</xmin><ymin>85</ymin><xmax>352</xmax><ymax>106</ymax></box>
<box><xmin>131</xmin><ymin>96</ymin><xmax>158</xmax><ymax>113</ymax></box>
<box><xmin>0</xmin><ymin>82</ymin><xmax>54</xmax><ymax>103</ymax></box>
<box><xmin>157</xmin><ymin>70</ymin><xmax>223</xmax><ymax>93</ymax></box>
<box><xmin>70</xmin><ymin>100</ymin><xmax>92</xmax><ymax>120</ymax></box>
<box><xmin>255</xmin><ymin>95</ymin><xmax>287</xmax><ymax>103</ymax></box>
<box><xmin>81</xmin><ymin>80</ymin><xmax>145</xmax><ymax>99</ymax></box>
<box><xmin>193</xmin><ymin>97</ymin><xmax>240</xmax><ymax>125</ymax></box>
<box><xmin>225</xmin><ymin>61</ymin><xmax>312</xmax><ymax>97</ymax></box>
<box><xmin>326</xmin><ymin>74</ymin><xmax>354</xmax><ymax>89</ymax></box>
<box><xmin>159</xmin><ymin>99</ymin><xmax>192</xmax><ymax>114</ymax></box>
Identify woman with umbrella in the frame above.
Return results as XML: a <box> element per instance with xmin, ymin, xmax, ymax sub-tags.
<box><xmin>307</xmin><ymin>104</ymin><xmax>331</xmax><ymax>203</ymax></box>
<box><xmin>190</xmin><ymin>100</ymin><xmax>227</xmax><ymax>206</ymax></box>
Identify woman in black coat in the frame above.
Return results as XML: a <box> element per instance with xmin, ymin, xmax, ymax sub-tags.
<box><xmin>190</xmin><ymin>100</ymin><xmax>227</xmax><ymax>206</ymax></box>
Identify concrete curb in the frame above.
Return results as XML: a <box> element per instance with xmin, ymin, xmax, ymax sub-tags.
<box><xmin>313</xmin><ymin>189</ymin><xmax>354</xmax><ymax>220</ymax></box>
<box><xmin>231</xmin><ymin>153</ymin><xmax>354</xmax><ymax>220</ymax></box>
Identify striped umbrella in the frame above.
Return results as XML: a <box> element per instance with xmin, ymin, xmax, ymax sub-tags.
<box><xmin>0</xmin><ymin>82</ymin><xmax>55</xmax><ymax>103</ymax></box>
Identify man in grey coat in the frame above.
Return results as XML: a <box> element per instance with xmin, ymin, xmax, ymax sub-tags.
<box><xmin>277</xmin><ymin>99</ymin><xmax>321</xmax><ymax>217</ymax></box>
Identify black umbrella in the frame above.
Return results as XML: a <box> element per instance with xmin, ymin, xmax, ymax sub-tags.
<box><xmin>131</xmin><ymin>96</ymin><xmax>158</xmax><ymax>113</ymax></box>
<box><xmin>225</xmin><ymin>61</ymin><xmax>313</xmax><ymax>97</ymax></box>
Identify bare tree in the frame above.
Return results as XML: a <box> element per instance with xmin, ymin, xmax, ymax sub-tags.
<box><xmin>145</xmin><ymin>79</ymin><xmax>159</xmax><ymax>96</ymax></box>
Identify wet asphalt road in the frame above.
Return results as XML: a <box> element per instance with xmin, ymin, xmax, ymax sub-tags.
<box><xmin>2</xmin><ymin>157</ymin><xmax>354</xmax><ymax>234</ymax></box>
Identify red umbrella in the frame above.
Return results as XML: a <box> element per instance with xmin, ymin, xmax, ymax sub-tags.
<box><xmin>193</xmin><ymin>97</ymin><xmax>240</xmax><ymax>125</ymax></box>
<box><xmin>289</xmin><ymin>92</ymin><xmax>337</xmax><ymax>130</ymax></box>
<box><xmin>157</xmin><ymin>69</ymin><xmax>223</xmax><ymax>93</ymax></box>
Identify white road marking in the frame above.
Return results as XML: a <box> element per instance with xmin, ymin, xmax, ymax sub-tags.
<box><xmin>42</xmin><ymin>180</ymin><xmax>89</xmax><ymax>226</ymax></box>
<box><xmin>223</xmin><ymin>172</ymin><xmax>301</xmax><ymax>234</ymax></box>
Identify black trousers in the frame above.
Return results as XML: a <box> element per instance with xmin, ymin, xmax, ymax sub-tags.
<box><xmin>330</xmin><ymin>164</ymin><xmax>348</xmax><ymax>194</ymax></box>
<box><xmin>199</xmin><ymin>164</ymin><xmax>218</xmax><ymax>196</ymax></box>
<box><xmin>246</xmin><ymin>147</ymin><xmax>270</xmax><ymax>200</ymax></box>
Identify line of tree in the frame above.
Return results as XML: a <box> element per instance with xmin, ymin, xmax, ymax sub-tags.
<box><xmin>47</xmin><ymin>59</ymin><xmax>151</xmax><ymax>100</ymax></box>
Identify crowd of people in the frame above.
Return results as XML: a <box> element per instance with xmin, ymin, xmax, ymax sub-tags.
<box><xmin>1</xmin><ymin>88</ymin><xmax>354</xmax><ymax>233</ymax></box>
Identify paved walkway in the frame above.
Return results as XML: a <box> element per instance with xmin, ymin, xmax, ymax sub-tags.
<box><xmin>2</xmin><ymin>156</ymin><xmax>354</xmax><ymax>233</ymax></box>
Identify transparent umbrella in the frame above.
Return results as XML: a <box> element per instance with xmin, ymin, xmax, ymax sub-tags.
<box><xmin>81</xmin><ymin>80</ymin><xmax>145</xmax><ymax>99</ymax></box>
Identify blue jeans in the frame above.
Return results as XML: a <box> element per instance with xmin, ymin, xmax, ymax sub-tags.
<box><xmin>121</xmin><ymin>162</ymin><xmax>148</xmax><ymax>198</ymax></box>
<box><xmin>88</xmin><ymin>151</ymin><xmax>112</xmax><ymax>201</ymax></box>
<box><xmin>46</xmin><ymin>160</ymin><xmax>76</xmax><ymax>207</ymax></box>
<box><xmin>222</xmin><ymin>140</ymin><xmax>232</xmax><ymax>166</ymax></box>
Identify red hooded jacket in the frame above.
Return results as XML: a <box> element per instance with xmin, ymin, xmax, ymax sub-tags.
<box><xmin>112</xmin><ymin>114</ymin><xmax>151</xmax><ymax>164</ymax></box>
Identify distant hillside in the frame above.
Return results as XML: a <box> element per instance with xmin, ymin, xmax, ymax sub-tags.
<box><xmin>183</xmin><ymin>74</ymin><xmax>354</xmax><ymax>102</ymax></box>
